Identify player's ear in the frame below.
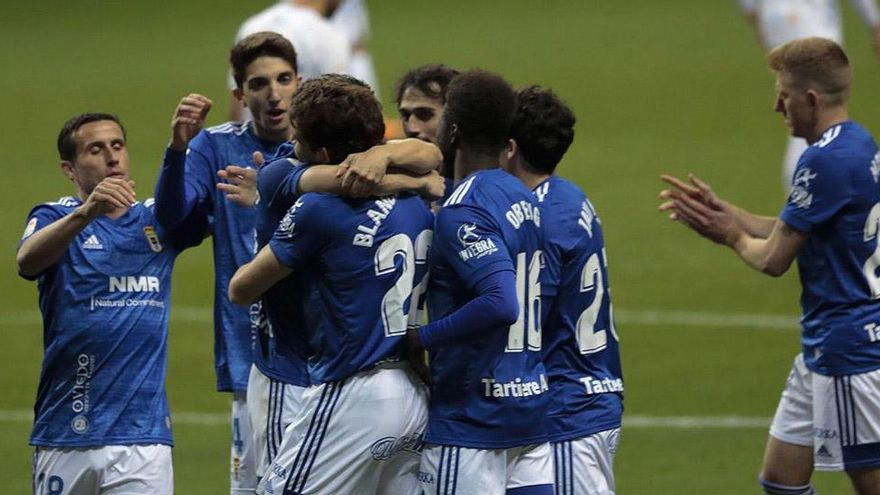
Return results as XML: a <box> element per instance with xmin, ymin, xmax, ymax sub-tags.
<box><xmin>233</xmin><ymin>87</ymin><xmax>245</xmax><ymax>105</ymax></box>
<box><xmin>60</xmin><ymin>161</ymin><xmax>75</xmax><ymax>181</ymax></box>
<box><xmin>806</xmin><ymin>89</ymin><xmax>819</xmax><ymax>108</ymax></box>
<box><xmin>505</xmin><ymin>139</ymin><xmax>518</xmax><ymax>160</ymax></box>
<box><xmin>318</xmin><ymin>147</ymin><xmax>331</xmax><ymax>164</ymax></box>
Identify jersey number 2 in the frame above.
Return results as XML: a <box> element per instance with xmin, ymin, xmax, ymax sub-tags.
<box><xmin>375</xmin><ymin>230</ymin><xmax>432</xmax><ymax>336</ymax></box>
<box><xmin>576</xmin><ymin>249</ymin><xmax>619</xmax><ymax>354</ymax></box>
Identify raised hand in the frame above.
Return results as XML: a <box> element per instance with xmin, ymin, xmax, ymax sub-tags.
<box><xmin>169</xmin><ymin>93</ymin><xmax>212</xmax><ymax>152</ymax></box>
<box><xmin>659</xmin><ymin>173</ymin><xmax>738</xmax><ymax>246</ymax></box>
<box><xmin>81</xmin><ymin>177</ymin><xmax>137</xmax><ymax>218</ymax></box>
<box><xmin>337</xmin><ymin>147</ymin><xmax>389</xmax><ymax>197</ymax></box>
<box><xmin>217</xmin><ymin>166</ymin><xmax>258</xmax><ymax>207</ymax></box>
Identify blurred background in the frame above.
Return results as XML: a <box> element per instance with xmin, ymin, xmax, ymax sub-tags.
<box><xmin>2</xmin><ymin>0</ymin><xmax>879</xmax><ymax>492</ymax></box>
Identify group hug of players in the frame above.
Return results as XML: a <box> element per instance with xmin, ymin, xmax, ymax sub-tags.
<box><xmin>17</xmin><ymin>30</ymin><xmax>880</xmax><ymax>495</ymax></box>
<box><xmin>19</xmin><ymin>31</ymin><xmax>621</xmax><ymax>495</ymax></box>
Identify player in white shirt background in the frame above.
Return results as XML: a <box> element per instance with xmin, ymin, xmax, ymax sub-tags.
<box><xmin>228</xmin><ymin>0</ymin><xmax>350</xmax><ymax>122</ymax></box>
<box><xmin>331</xmin><ymin>0</ymin><xmax>380</xmax><ymax>94</ymax></box>
<box><xmin>737</xmin><ymin>0</ymin><xmax>880</xmax><ymax>189</ymax></box>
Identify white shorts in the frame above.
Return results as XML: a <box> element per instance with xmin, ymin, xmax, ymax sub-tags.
<box><xmin>247</xmin><ymin>365</ymin><xmax>307</xmax><ymax>483</ymax></box>
<box><xmin>419</xmin><ymin>442</ymin><xmax>554</xmax><ymax>495</ymax></box>
<box><xmin>770</xmin><ymin>354</ymin><xmax>880</xmax><ymax>471</ymax></box>
<box><xmin>33</xmin><ymin>444</ymin><xmax>172</xmax><ymax>495</ymax></box>
<box><xmin>553</xmin><ymin>428</ymin><xmax>620</xmax><ymax>495</ymax></box>
<box><xmin>256</xmin><ymin>364</ymin><xmax>428</xmax><ymax>495</ymax></box>
<box><xmin>231</xmin><ymin>390</ymin><xmax>256</xmax><ymax>493</ymax></box>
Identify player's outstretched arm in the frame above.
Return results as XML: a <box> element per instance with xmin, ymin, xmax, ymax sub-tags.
<box><xmin>217</xmin><ymin>166</ymin><xmax>257</xmax><ymax>207</ymax></box>
<box><xmin>660</xmin><ymin>175</ymin><xmax>806</xmax><ymax>276</ymax></box>
<box><xmin>660</xmin><ymin>173</ymin><xmax>777</xmax><ymax>238</ymax></box>
<box><xmin>228</xmin><ymin>245</ymin><xmax>293</xmax><ymax>306</ymax></box>
<box><xmin>373</xmin><ymin>170</ymin><xmax>445</xmax><ymax>200</ymax></box>
<box><xmin>17</xmin><ymin>178</ymin><xmax>136</xmax><ymax>277</ymax></box>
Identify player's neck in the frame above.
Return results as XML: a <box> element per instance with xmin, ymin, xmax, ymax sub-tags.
<box><xmin>807</xmin><ymin>107</ymin><xmax>848</xmax><ymax>144</ymax></box>
<box><xmin>514</xmin><ymin>161</ymin><xmax>551</xmax><ymax>191</ymax></box>
<box><xmin>454</xmin><ymin>148</ymin><xmax>502</xmax><ymax>181</ymax></box>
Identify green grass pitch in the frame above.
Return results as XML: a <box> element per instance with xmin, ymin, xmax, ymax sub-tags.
<box><xmin>2</xmin><ymin>0</ymin><xmax>879</xmax><ymax>492</ymax></box>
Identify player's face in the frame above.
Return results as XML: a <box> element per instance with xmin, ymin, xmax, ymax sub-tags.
<box><xmin>398</xmin><ymin>86</ymin><xmax>444</xmax><ymax>144</ymax></box>
<box><xmin>63</xmin><ymin>120</ymin><xmax>129</xmax><ymax>197</ymax></box>
<box><xmin>239</xmin><ymin>56</ymin><xmax>299</xmax><ymax>142</ymax></box>
<box><xmin>774</xmin><ymin>71</ymin><xmax>814</xmax><ymax>140</ymax></box>
<box><xmin>435</xmin><ymin>111</ymin><xmax>458</xmax><ymax>178</ymax></box>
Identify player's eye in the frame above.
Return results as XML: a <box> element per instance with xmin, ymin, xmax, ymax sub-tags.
<box><xmin>278</xmin><ymin>73</ymin><xmax>294</xmax><ymax>84</ymax></box>
<box><xmin>88</xmin><ymin>145</ymin><xmax>101</xmax><ymax>154</ymax></box>
<box><xmin>399</xmin><ymin>110</ymin><xmax>411</xmax><ymax>119</ymax></box>
<box><xmin>414</xmin><ymin>109</ymin><xmax>434</xmax><ymax>122</ymax></box>
<box><xmin>247</xmin><ymin>78</ymin><xmax>269</xmax><ymax>91</ymax></box>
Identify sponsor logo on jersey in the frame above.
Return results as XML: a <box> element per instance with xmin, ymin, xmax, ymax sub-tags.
<box><xmin>369</xmin><ymin>431</ymin><xmax>424</xmax><ymax>461</ymax></box>
<box><xmin>481</xmin><ymin>374</ymin><xmax>549</xmax><ymax>398</ymax></box>
<box><xmin>71</xmin><ymin>354</ymin><xmax>94</xmax><ymax>415</ymax></box>
<box><xmin>22</xmin><ymin>217</ymin><xmax>37</xmax><ymax>240</ymax></box>
<box><xmin>143</xmin><ymin>226</ymin><xmax>163</xmax><ymax>252</ymax></box>
<box><xmin>109</xmin><ymin>276</ymin><xmax>160</xmax><ymax>293</ymax></box>
<box><xmin>353</xmin><ymin>197</ymin><xmax>397</xmax><ymax>248</ymax></box>
<box><xmin>71</xmin><ymin>415</ymin><xmax>89</xmax><ymax>434</ymax></box>
<box><xmin>789</xmin><ymin>167</ymin><xmax>816</xmax><ymax>209</ymax></box>
<box><xmin>82</xmin><ymin>234</ymin><xmax>104</xmax><ymax>250</ymax></box>
<box><xmin>505</xmin><ymin>200</ymin><xmax>541</xmax><ymax>229</ymax></box>
<box><xmin>456</xmin><ymin>222</ymin><xmax>498</xmax><ymax>261</ymax></box>
<box><xmin>579</xmin><ymin>375</ymin><xmax>624</xmax><ymax>395</ymax></box>
<box><xmin>457</xmin><ymin>223</ymin><xmax>480</xmax><ymax>246</ymax></box>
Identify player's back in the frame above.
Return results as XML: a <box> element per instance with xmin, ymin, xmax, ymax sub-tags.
<box><xmin>426</xmin><ymin>168</ymin><xmax>548</xmax><ymax>449</ymax></box>
<box><xmin>535</xmin><ymin>176</ymin><xmax>624</xmax><ymax>442</ymax></box>
<box><xmin>781</xmin><ymin>121</ymin><xmax>880</xmax><ymax>375</ymax></box>
<box><xmin>270</xmin><ymin>192</ymin><xmax>433</xmax><ymax>384</ymax></box>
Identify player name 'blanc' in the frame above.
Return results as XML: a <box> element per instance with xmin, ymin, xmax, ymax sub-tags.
<box><xmin>482</xmin><ymin>375</ymin><xmax>549</xmax><ymax>398</ymax></box>
<box><xmin>353</xmin><ymin>197</ymin><xmax>397</xmax><ymax>247</ymax></box>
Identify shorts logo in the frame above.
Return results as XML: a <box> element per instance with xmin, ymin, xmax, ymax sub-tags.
<box><xmin>417</xmin><ymin>471</ymin><xmax>435</xmax><ymax>484</ymax></box>
<box><xmin>143</xmin><ymin>226</ymin><xmax>163</xmax><ymax>252</ymax></box>
<box><xmin>369</xmin><ymin>431</ymin><xmax>424</xmax><ymax>461</ymax></box>
<box><xmin>71</xmin><ymin>415</ymin><xmax>89</xmax><ymax>434</ymax></box>
<box><xmin>816</xmin><ymin>444</ymin><xmax>833</xmax><ymax>458</ymax></box>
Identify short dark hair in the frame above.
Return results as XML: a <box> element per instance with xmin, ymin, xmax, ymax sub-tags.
<box><xmin>57</xmin><ymin>113</ymin><xmax>126</xmax><ymax>162</ymax></box>
<box><xmin>230</xmin><ymin>32</ymin><xmax>299</xmax><ymax>89</ymax></box>
<box><xmin>443</xmin><ymin>69</ymin><xmax>516</xmax><ymax>153</ymax></box>
<box><xmin>510</xmin><ymin>86</ymin><xmax>576</xmax><ymax>174</ymax></box>
<box><xmin>290</xmin><ymin>74</ymin><xmax>385</xmax><ymax>163</ymax></box>
<box><xmin>394</xmin><ymin>64</ymin><xmax>459</xmax><ymax>106</ymax></box>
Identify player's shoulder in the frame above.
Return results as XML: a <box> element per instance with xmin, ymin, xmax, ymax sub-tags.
<box><xmin>444</xmin><ymin>169</ymin><xmax>531</xmax><ymax>208</ymax></box>
<box><xmin>535</xmin><ymin>175</ymin><xmax>586</xmax><ymax>206</ymax></box>
<box><xmin>204</xmin><ymin>120</ymin><xmax>250</xmax><ymax>138</ymax></box>
<box><xmin>30</xmin><ymin>196</ymin><xmax>80</xmax><ymax>215</ymax></box>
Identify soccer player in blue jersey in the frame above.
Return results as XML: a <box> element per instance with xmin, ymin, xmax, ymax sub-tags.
<box><xmin>154</xmin><ymin>31</ymin><xmax>302</xmax><ymax>493</ymax></box>
<box><xmin>505</xmin><ymin>86</ymin><xmax>624</xmax><ymax>495</ymax></box>
<box><xmin>229</xmin><ymin>75</ymin><xmax>434</xmax><ymax>495</ymax></box>
<box><xmin>18</xmin><ymin>113</ymin><xmax>204</xmax><ymax>494</ymax></box>
<box><xmin>660</xmin><ymin>37</ymin><xmax>880</xmax><ymax>494</ymax></box>
<box><xmin>404</xmin><ymin>69</ymin><xmax>554</xmax><ymax>495</ymax></box>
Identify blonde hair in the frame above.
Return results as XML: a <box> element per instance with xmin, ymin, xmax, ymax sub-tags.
<box><xmin>767</xmin><ymin>37</ymin><xmax>852</xmax><ymax>105</ymax></box>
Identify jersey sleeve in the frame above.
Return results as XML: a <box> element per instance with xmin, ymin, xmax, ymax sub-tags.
<box><xmin>780</xmin><ymin>149</ymin><xmax>853</xmax><ymax>232</ymax></box>
<box><xmin>154</xmin><ymin>133</ymin><xmax>216</xmax><ymax>231</ymax></box>
<box><xmin>268</xmin><ymin>195</ymin><xmax>329</xmax><ymax>272</ymax></box>
<box><xmin>434</xmin><ymin>204</ymin><xmax>513</xmax><ymax>291</ymax></box>
<box><xmin>17</xmin><ymin>203</ymin><xmax>68</xmax><ymax>280</ymax></box>
<box><xmin>143</xmin><ymin>198</ymin><xmax>207</xmax><ymax>251</ymax></box>
<box><xmin>258</xmin><ymin>159</ymin><xmax>310</xmax><ymax>214</ymax></box>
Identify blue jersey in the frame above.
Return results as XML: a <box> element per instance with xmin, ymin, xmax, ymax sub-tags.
<box><xmin>19</xmin><ymin>197</ymin><xmax>201</xmax><ymax>447</ymax></box>
<box><xmin>252</xmin><ymin>156</ymin><xmax>312</xmax><ymax>386</ymax></box>
<box><xmin>780</xmin><ymin>121</ymin><xmax>880</xmax><ymax>375</ymax></box>
<box><xmin>534</xmin><ymin>176</ymin><xmax>623</xmax><ymax>442</ymax></box>
<box><xmin>157</xmin><ymin>121</ymin><xmax>286</xmax><ymax>392</ymax></box>
<box><xmin>269</xmin><ymin>192</ymin><xmax>434</xmax><ymax>383</ymax></box>
<box><xmin>426</xmin><ymin>169</ymin><xmax>548</xmax><ymax>449</ymax></box>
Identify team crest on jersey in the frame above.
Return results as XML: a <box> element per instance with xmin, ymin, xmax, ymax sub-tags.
<box><xmin>788</xmin><ymin>167</ymin><xmax>816</xmax><ymax>209</ymax></box>
<box><xmin>21</xmin><ymin>217</ymin><xmax>37</xmax><ymax>240</ymax></box>
<box><xmin>143</xmin><ymin>226</ymin><xmax>163</xmax><ymax>252</ymax></box>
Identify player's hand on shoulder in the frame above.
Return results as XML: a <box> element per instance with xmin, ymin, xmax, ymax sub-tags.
<box><xmin>217</xmin><ymin>165</ymin><xmax>257</xmax><ymax>207</ymax></box>
<box><xmin>169</xmin><ymin>93</ymin><xmax>212</xmax><ymax>152</ymax></box>
<box><xmin>80</xmin><ymin>177</ymin><xmax>137</xmax><ymax>219</ymax></box>
<box><xmin>338</xmin><ymin>147</ymin><xmax>389</xmax><ymax>197</ymax></box>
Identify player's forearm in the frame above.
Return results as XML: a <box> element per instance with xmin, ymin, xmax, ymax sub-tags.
<box><xmin>155</xmin><ymin>148</ymin><xmax>200</xmax><ymax>229</ymax></box>
<box><xmin>373</xmin><ymin>172</ymin><xmax>428</xmax><ymax>196</ymax></box>
<box><xmin>299</xmin><ymin>165</ymin><xmax>431</xmax><ymax>197</ymax></box>
<box><xmin>17</xmin><ymin>207</ymin><xmax>95</xmax><ymax>277</ymax></box>
<box><xmin>728</xmin><ymin>230</ymin><xmax>793</xmax><ymax>277</ymax></box>
<box><xmin>382</xmin><ymin>139</ymin><xmax>442</xmax><ymax>175</ymax></box>
<box><xmin>725</xmin><ymin>201</ymin><xmax>777</xmax><ymax>239</ymax></box>
<box><xmin>228</xmin><ymin>246</ymin><xmax>292</xmax><ymax>305</ymax></box>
